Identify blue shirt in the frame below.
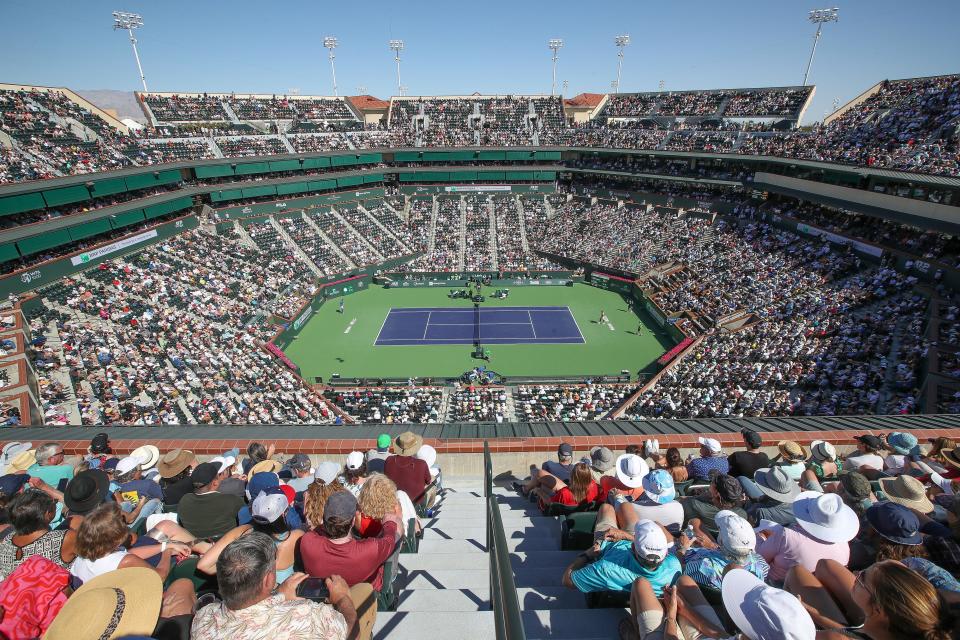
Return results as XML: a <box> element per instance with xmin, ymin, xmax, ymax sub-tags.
<box><xmin>686</xmin><ymin>456</ymin><xmax>729</xmax><ymax>482</ymax></box>
<box><xmin>682</xmin><ymin>548</ymin><xmax>769</xmax><ymax>591</ymax></box>
<box><xmin>118</xmin><ymin>478</ymin><xmax>163</xmax><ymax>505</ymax></box>
<box><xmin>571</xmin><ymin>540</ymin><xmax>681</xmax><ymax>594</ymax></box>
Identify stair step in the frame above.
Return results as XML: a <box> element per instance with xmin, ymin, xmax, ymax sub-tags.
<box><xmin>506</xmin><ymin>535</ymin><xmax>562</xmax><ymax>552</ymax></box>
<box><xmin>517</xmin><ymin>586</ymin><xmax>591</xmax><ymax>611</ymax></box>
<box><xmin>395</xmin><ymin>588</ymin><xmax>490</xmax><ymax>612</ymax></box>
<box><xmin>396</xmin><ymin>569</ymin><xmax>490</xmax><ymax>590</ymax></box>
<box><xmin>399</xmin><ymin>552</ymin><xmax>488</xmax><ymax>571</ymax></box>
<box><xmin>510</xmin><ymin>550</ymin><xmax>580</xmax><ymax>568</ymax></box>
<box><xmin>422</xmin><ymin>526</ymin><xmax>486</xmax><ymax>540</ymax></box>
<box><xmin>373</xmin><ymin>611</ymin><xmax>495</xmax><ymax>640</ymax></box>
<box><xmin>522</xmin><ymin>608</ymin><xmax>626</xmax><ymax>640</ymax></box>
<box><xmin>417</xmin><ymin>539</ymin><xmax>487</xmax><ymax>555</ymax></box>
<box><xmin>512</xmin><ymin>567</ymin><xmax>568</xmax><ymax>587</ymax></box>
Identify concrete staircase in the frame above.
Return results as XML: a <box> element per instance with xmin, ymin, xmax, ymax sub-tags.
<box><xmin>302</xmin><ymin>212</ymin><xmax>358</xmax><ymax>270</ymax></box>
<box><xmin>494</xmin><ymin>484</ymin><xmax>626</xmax><ymax>639</ymax></box>
<box><xmin>426</xmin><ymin>198</ymin><xmax>440</xmax><ymax>256</ymax></box>
<box><xmin>373</xmin><ymin>476</ymin><xmax>494</xmax><ymax>639</ymax></box>
<box><xmin>458</xmin><ymin>197</ymin><xmax>468</xmax><ymax>271</ymax></box>
<box><xmin>487</xmin><ymin>198</ymin><xmax>499</xmax><ymax>272</ymax></box>
<box><xmin>268</xmin><ymin>216</ymin><xmax>326</xmax><ymax>278</ymax></box>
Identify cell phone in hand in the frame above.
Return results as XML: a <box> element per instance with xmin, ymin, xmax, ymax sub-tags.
<box><xmin>296</xmin><ymin>577</ymin><xmax>330</xmax><ymax>601</ymax></box>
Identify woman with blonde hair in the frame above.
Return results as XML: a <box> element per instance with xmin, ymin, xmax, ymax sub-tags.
<box><xmin>357</xmin><ymin>473</ymin><xmax>420</xmax><ymax>538</ymax></box>
<box><xmin>302</xmin><ymin>479</ymin><xmax>345</xmax><ymax>531</ymax></box>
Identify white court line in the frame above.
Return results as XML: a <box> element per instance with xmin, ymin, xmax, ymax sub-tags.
<box><xmin>376</xmin><ymin>336</ymin><xmax>586</xmax><ymax>342</ymax></box>
<box><xmin>528</xmin><ymin>310</ymin><xmax>538</xmax><ymax>339</ymax></box>
<box><xmin>343</xmin><ymin>318</ymin><xmax>357</xmax><ymax>334</ymax></box>
<box><xmin>568</xmin><ymin>310</ymin><xmax>587</xmax><ymax>344</ymax></box>
<box><xmin>372</xmin><ymin>310</ymin><xmax>393</xmax><ymax>346</ymax></box>
<box><xmin>423</xmin><ymin>311</ymin><xmax>432</xmax><ymax>339</ymax></box>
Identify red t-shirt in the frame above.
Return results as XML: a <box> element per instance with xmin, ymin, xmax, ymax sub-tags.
<box><xmin>356</xmin><ymin>514</ymin><xmax>383</xmax><ymax>538</ymax></box>
<box><xmin>598</xmin><ymin>475</ymin><xmax>645</xmax><ymax>503</ymax></box>
<box><xmin>550</xmin><ymin>482</ymin><xmax>600</xmax><ymax>506</ymax></box>
<box><xmin>299</xmin><ymin>519</ymin><xmax>399</xmax><ymax>591</ymax></box>
<box><xmin>384</xmin><ymin>455</ymin><xmax>431</xmax><ymax>502</ymax></box>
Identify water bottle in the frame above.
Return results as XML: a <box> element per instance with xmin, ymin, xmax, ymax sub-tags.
<box><xmin>683</xmin><ymin>524</ymin><xmax>695</xmax><ymax>540</ymax></box>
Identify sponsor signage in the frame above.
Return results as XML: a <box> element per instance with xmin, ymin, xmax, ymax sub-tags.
<box><xmin>293</xmin><ymin>307</ymin><xmax>313</xmax><ymax>332</ymax></box>
<box><xmin>444</xmin><ymin>185</ymin><xmax>512</xmax><ymax>193</ymax></box>
<box><xmin>796</xmin><ymin>223</ymin><xmax>883</xmax><ymax>257</ymax></box>
<box><xmin>70</xmin><ymin>230</ymin><xmax>159</xmax><ymax>266</ymax></box>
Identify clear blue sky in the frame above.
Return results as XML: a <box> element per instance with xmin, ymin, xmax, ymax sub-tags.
<box><xmin>2</xmin><ymin>0</ymin><xmax>957</xmax><ymax>123</ymax></box>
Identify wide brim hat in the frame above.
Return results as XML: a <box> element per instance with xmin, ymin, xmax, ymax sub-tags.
<box><xmin>753</xmin><ymin>467</ymin><xmax>801</xmax><ymax>502</ymax></box>
<box><xmin>249</xmin><ymin>459</ymin><xmax>283</xmax><ymax>476</ymax></box>
<box><xmin>791</xmin><ymin>491</ymin><xmax>860</xmax><ymax>543</ymax></box>
<box><xmin>614</xmin><ymin>454</ymin><xmax>648</xmax><ymax>489</ymax></box>
<box><xmin>589</xmin><ymin>446</ymin><xmax>615</xmax><ymax>473</ymax></box>
<box><xmin>395</xmin><ymin>431</ymin><xmax>423</xmax><ymax>456</ymax></box>
<box><xmin>942</xmin><ymin>448</ymin><xmax>960</xmax><ymax>470</ymax></box>
<box><xmin>43</xmin><ymin>567</ymin><xmax>162</xmax><ymax>640</ymax></box>
<box><xmin>64</xmin><ymin>469</ymin><xmax>110</xmax><ymax>514</ymax></box>
<box><xmin>879</xmin><ymin>475</ymin><xmax>934</xmax><ymax>514</ymax></box>
<box><xmin>777</xmin><ymin>440</ymin><xmax>807</xmax><ymax>461</ymax></box>
<box><xmin>810</xmin><ymin>440</ymin><xmax>836</xmax><ymax>462</ymax></box>
<box><xmin>130</xmin><ymin>445</ymin><xmax>160</xmax><ymax>469</ymax></box>
<box><xmin>5</xmin><ymin>449</ymin><xmax>36</xmax><ymax>473</ymax></box>
<box><xmin>865</xmin><ymin>503</ymin><xmax>922</xmax><ymax>545</ymax></box>
<box><xmin>156</xmin><ymin>448</ymin><xmax>197</xmax><ymax>479</ymax></box>
<box><xmin>0</xmin><ymin>441</ymin><xmax>32</xmax><ymax>473</ymax></box>
<box><xmin>722</xmin><ymin>568</ymin><xmax>816</xmax><ymax>640</ymax></box>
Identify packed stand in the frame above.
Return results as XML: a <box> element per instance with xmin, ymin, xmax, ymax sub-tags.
<box><xmin>515</xmin><ymin>384</ymin><xmax>638</xmax><ymax>420</ymax></box>
<box><xmin>323</xmin><ymin>388</ymin><xmax>445</xmax><ymax>423</ymax></box>
<box><xmin>141</xmin><ymin>94</ymin><xmax>228</xmax><ymax>122</ymax></box>
<box><xmin>215</xmin><ymin>136</ymin><xmax>287</xmax><ymax>158</ymax></box>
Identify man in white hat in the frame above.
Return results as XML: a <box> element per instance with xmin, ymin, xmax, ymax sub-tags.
<box><xmin>115</xmin><ymin>455</ymin><xmax>164</xmax><ymax>530</ymax></box>
<box><xmin>686</xmin><ymin>437</ymin><xmax>729</xmax><ymax>483</ymax></box>
<box><xmin>562</xmin><ymin>519</ymin><xmax>681</xmax><ymax>597</ymax></box>
<box><xmin>676</xmin><ymin>510</ymin><xmax>770</xmax><ymax>591</ymax></box>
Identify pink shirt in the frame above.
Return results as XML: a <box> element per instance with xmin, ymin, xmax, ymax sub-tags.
<box><xmin>757</xmin><ymin>524</ymin><xmax>850</xmax><ymax>583</ymax></box>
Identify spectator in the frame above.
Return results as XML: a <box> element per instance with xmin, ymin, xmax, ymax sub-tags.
<box><xmin>600</xmin><ymin>454</ymin><xmax>650</xmax><ymax>505</ymax></box>
<box><xmin>680</xmin><ymin>473</ymin><xmax>747</xmax><ymax>536</ymax></box>
<box><xmin>741</xmin><ymin>466</ymin><xmax>801</xmax><ymax>526</ymax></box>
<box><xmin>416</xmin><ymin>444</ymin><xmax>443</xmax><ymax>494</ymax></box>
<box><xmin>286</xmin><ymin>454</ymin><xmax>315</xmax><ymax>493</ymax></box>
<box><xmin>545</xmin><ymin>462</ymin><xmax>600</xmax><ymax>509</ymax></box>
<box><xmin>357</xmin><ymin>474</ymin><xmax>414</xmax><ymax>538</ymax></box>
<box><xmin>177</xmin><ymin>461</ymin><xmax>245</xmax><ymax>539</ymax></box>
<box><xmin>727</xmin><ymin>430</ymin><xmax>770</xmax><ymax>481</ymax></box>
<box><xmin>156</xmin><ymin>449</ymin><xmax>198</xmax><ymax>506</ymax></box>
<box><xmin>26</xmin><ymin>442</ymin><xmax>74</xmax><ymax>489</ymax></box>
<box><xmin>85</xmin><ymin>432</ymin><xmax>112</xmax><ymax>468</ymax></box>
<box><xmin>659</xmin><ymin>447</ymin><xmax>688</xmax><ymax>483</ymax></box>
<box><xmin>384</xmin><ymin>432</ymin><xmax>434</xmax><ymax>507</ymax></box>
<box><xmin>677</xmin><ymin>509</ymin><xmax>770</xmax><ymax>591</ymax></box>
<box><xmin>878</xmin><ymin>474</ymin><xmax>935</xmax><ymax>517</ymax></box>
<box><xmin>192</xmin><ymin>532</ymin><xmax>364</xmax><ymax>640</ymax></box>
<box><xmin>610</xmin><ymin>469</ymin><xmax>684</xmax><ymax>533</ymax></box>
<box><xmin>344</xmin><ymin>451</ymin><xmax>369</xmax><ymax>497</ymax></box>
<box><xmin>803</xmin><ymin>441</ymin><xmax>841</xmax><ymax>489</ymax></box>
<box><xmin>775</xmin><ymin>441</ymin><xmax>808</xmax><ymax>481</ymax></box>
<box><xmin>115</xmin><ymin>455</ymin><xmax>164</xmax><ymax>529</ymax></box>
<box><xmin>365</xmin><ymin>434</ymin><xmax>392</xmax><ymax>474</ymax></box>
<box><xmin>721</xmin><ymin>569</ymin><xmax>817</xmax><ymax>640</ymax></box>
<box><xmin>61</xmin><ymin>469</ymin><xmax>112</xmax><ymax>529</ymax></box>
<box><xmin>0</xmin><ymin>490</ymin><xmax>76</xmax><ymax>579</ymax></box>
<box><xmin>587</xmin><ymin>446</ymin><xmax>616</xmax><ymax>483</ymax></box>
<box><xmin>298</xmin><ymin>490</ymin><xmax>402</xmax><ymax>593</ymax></box>
<box><xmin>303</xmin><ymin>478</ymin><xmax>346</xmax><ymax>531</ymax></box>
<box><xmin>563</xmin><ymin>519</ymin><xmax>681</xmax><ymax>595</ymax></box>
<box><xmin>686</xmin><ymin>437</ymin><xmax>729</xmax><ymax>482</ymax></box>
<box><xmin>0</xmin><ymin>556</ymin><xmax>71</xmax><ymax>639</ymax></box>
<box><xmin>844</xmin><ymin>435</ymin><xmax>886</xmax><ymax>474</ymax></box>
<box><xmin>516</xmin><ymin>442</ymin><xmax>576</xmax><ymax>496</ymax></box>
<box><xmin>757</xmin><ymin>491</ymin><xmax>859</xmax><ymax>586</ymax></box>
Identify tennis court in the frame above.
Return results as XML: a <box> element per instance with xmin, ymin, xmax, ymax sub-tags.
<box><xmin>374</xmin><ymin>306</ymin><xmax>585</xmax><ymax>345</ymax></box>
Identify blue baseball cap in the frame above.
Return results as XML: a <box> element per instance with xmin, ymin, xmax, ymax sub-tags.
<box><xmin>641</xmin><ymin>469</ymin><xmax>676</xmax><ymax>504</ymax></box>
<box><xmin>245</xmin><ymin>471</ymin><xmax>280</xmax><ymax>501</ymax></box>
<box><xmin>865</xmin><ymin>501</ymin><xmax>922</xmax><ymax>545</ymax></box>
<box><xmin>886</xmin><ymin>432</ymin><xmax>920</xmax><ymax>457</ymax></box>
<box><xmin>0</xmin><ymin>473</ymin><xmax>30</xmax><ymax>497</ymax></box>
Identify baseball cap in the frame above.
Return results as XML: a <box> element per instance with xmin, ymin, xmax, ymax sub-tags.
<box><xmin>102</xmin><ymin>457</ymin><xmax>121</xmax><ymax>472</ymax></box>
<box><xmin>722</xmin><ymin>569</ymin><xmax>816</xmax><ymax>640</ymax></box>
<box><xmin>839</xmin><ymin>471</ymin><xmax>871</xmax><ymax>500</ymax></box>
<box><xmin>264</xmin><ymin>484</ymin><xmax>296</xmax><ymax>506</ymax></box>
<box><xmin>741</xmin><ymin>429</ymin><xmax>762</xmax><ymax>449</ymax></box>
<box><xmin>287</xmin><ymin>454</ymin><xmax>311</xmax><ymax>472</ymax></box>
<box><xmin>0</xmin><ymin>473</ymin><xmax>30</xmax><ymax>498</ymax></box>
<box><xmin>376</xmin><ymin>434</ymin><xmax>391</xmax><ymax>450</ymax></box>
<box><xmin>716</xmin><ymin>510</ymin><xmax>756</xmax><ymax>554</ymax></box>
<box><xmin>252</xmin><ymin>492</ymin><xmax>288</xmax><ymax>524</ymax></box>
<box><xmin>114</xmin><ymin>456</ymin><xmax>142</xmax><ymax>476</ymax></box>
<box><xmin>90</xmin><ymin>433</ymin><xmax>110</xmax><ymax>454</ymax></box>
<box><xmin>713</xmin><ymin>474</ymin><xmax>744</xmax><ymax>503</ymax></box>
<box><xmin>865</xmin><ymin>501</ymin><xmax>922</xmax><ymax>545</ymax></box>
<box><xmin>641</xmin><ymin>469</ymin><xmax>676</xmax><ymax>504</ymax></box>
<box><xmin>190</xmin><ymin>462</ymin><xmax>219</xmax><ymax>488</ymax></box>
<box><xmin>314</xmin><ymin>461</ymin><xmax>341</xmax><ymax>484</ymax></box>
<box><xmin>323</xmin><ymin>490</ymin><xmax>358</xmax><ymax>524</ymax></box>
<box><xmin>558</xmin><ymin>443</ymin><xmax>574</xmax><ymax>458</ymax></box>
<box><xmin>854</xmin><ymin>434</ymin><xmax>884</xmax><ymax>450</ymax></box>
<box><xmin>698</xmin><ymin>437</ymin><xmax>722</xmax><ymax>454</ymax></box>
<box><xmin>246</xmin><ymin>471</ymin><xmax>280</xmax><ymax>501</ymax></box>
<box><xmin>345</xmin><ymin>451</ymin><xmax>365</xmax><ymax>471</ymax></box>
<box><xmin>632</xmin><ymin>519</ymin><xmax>668</xmax><ymax>562</ymax></box>
<box><xmin>209</xmin><ymin>455</ymin><xmax>237</xmax><ymax>475</ymax></box>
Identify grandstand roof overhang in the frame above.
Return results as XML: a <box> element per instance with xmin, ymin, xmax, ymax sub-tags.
<box><xmin>347</xmin><ymin>95</ymin><xmax>390</xmax><ymax>112</ymax></box>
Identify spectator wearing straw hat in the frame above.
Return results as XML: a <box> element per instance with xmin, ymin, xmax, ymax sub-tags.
<box><xmin>774</xmin><ymin>441</ymin><xmax>807</xmax><ymax>481</ymax></box>
<box><xmin>879</xmin><ymin>474</ymin><xmax>935</xmax><ymax>516</ymax></box>
<box><xmin>384</xmin><ymin>432</ymin><xmax>433</xmax><ymax>506</ymax></box>
<box><xmin>156</xmin><ymin>449</ymin><xmax>197</xmax><ymax>507</ymax></box>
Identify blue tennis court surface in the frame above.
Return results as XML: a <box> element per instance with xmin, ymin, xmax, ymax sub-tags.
<box><xmin>374</xmin><ymin>306</ymin><xmax>585</xmax><ymax>346</ymax></box>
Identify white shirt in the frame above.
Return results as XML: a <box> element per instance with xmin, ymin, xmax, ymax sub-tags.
<box><xmin>844</xmin><ymin>453</ymin><xmax>884</xmax><ymax>471</ymax></box>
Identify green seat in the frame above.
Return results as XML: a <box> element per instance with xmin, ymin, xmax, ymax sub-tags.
<box><xmin>674</xmin><ymin>480</ymin><xmax>696</xmax><ymax>496</ymax></box>
<box><xmin>560</xmin><ymin>511</ymin><xmax>598</xmax><ymax>551</ymax></box>
<box><xmin>163</xmin><ymin>556</ymin><xmax>218</xmax><ymax>593</ymax></box>
<box><xmin>543</xmin><ymin>500</ymin><xmax>601</xmax><ymax>517</ymax></box>
<box><xmin>585</xmin><ymin>590</ymin><xmax>630</xmax><ymax>608</ymax></box>
<box><xmin>376</xmin><ymin>539</ymin><xmax>404</xmax><ymax>611</ymax></box>
<box><xmin>401</xmin><ymin>518</ymin><xmax>419</xmax><ymax>554</ymax></box>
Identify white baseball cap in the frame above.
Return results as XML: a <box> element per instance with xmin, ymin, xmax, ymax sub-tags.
<box><xmin>209</xmin><ymin>455</ymin><xmax>237</xmax><ymax>475</ymax></box>
<box><xmin>615</xmin><ymin>454</ymin><xmax>649</xmax><ymax>489</ymax></box>
<box><xmin>314</xmin><ymin>461</ymin><xmax>341</xmax><ymax>484</ymax></box>
<box><xmin>115</xmin><ymin>456</ymin><xmax>142</xmax><ymax>476</ymax></box>
<box><xmin>345</xmin><ymin>451</ymin><xmax>365</xmax><ymax>471</ymax></box>
<box><xmin>251</xmin><ymin>492</ymin><xmax>288</xmax><ymax>524</ymax></box>
<box><xmin>698</xmin><ymin>437</ymin><xmax>722</xmax><ymax>454</ymax></box>
<box><xmin>632</xmin><ymin>519</ymin><xmax>668</xmax><ymax>561</ymax></box>
<box><xmin>416</xmin><ymin>444</ymin><xmax>437</xmax><ymax>468</ymax></box>
<box><xmin>931</xmin><ymin>472</ymin><xmax>955</xmax><ymax>496</ymax></box>
<box><xmin>716</xmin><ymin>509</ymin><xmax>757</xmax><ymax>554</ymax></box>
<box><xmin>722</xmin><ymin>569</ymin><xmax>816</xmax><ymax>640</ymax></box>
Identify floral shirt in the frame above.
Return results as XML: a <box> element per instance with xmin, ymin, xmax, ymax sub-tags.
<box><xmin>191</xmin><ymin>594</ymin><xmax>348</xmax><ymax>640</ymax></box>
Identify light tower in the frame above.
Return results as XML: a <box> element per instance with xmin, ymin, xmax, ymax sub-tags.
<box><xmin>112</xmin><ymin>11</ymin><xmax>148</xmax><ymax>92</ymax></box>
<box><xmin>389</xmin><ymin>40</ymin><xmax>405</xmax><ymax>97</ymax></box>
<box><xmin>802</xmin><ymin>7</ymin><xmax>839</xmax><ymax>86</ymax></box>
<box><xmin>614</xmin><ymin>35</ymin><xmax>630</xmax><ymax>95</ymax></box>
<box><xmin>562</xmin><ymin>80</ymin><xmax>569</xmax><ymax>95</ymax></box>
<box><xmin>323</xmin><ymin>36</ymin><xmax>339</xmax><ymax>96</ymax></box>
<box><xmin>548</xmin><ymin>39</ymin><xmax>563</xmax><ymax>96</ymax></box>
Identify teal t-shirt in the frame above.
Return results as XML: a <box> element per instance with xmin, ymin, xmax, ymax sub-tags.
<box><xmin>571</xmin><ymin>539</ymin><xmax>681</xmax><ymax>594</ymax></box>
<box><xmin>26</xmin><ymin>463</ymin><xmax>74</xmax><ymax>489</ymax></box>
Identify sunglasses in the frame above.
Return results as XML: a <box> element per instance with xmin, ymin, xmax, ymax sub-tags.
<box><xmin>854</xmin><ymin>569</ymin><xmax>873</xmax><ymax>597</ymax></box>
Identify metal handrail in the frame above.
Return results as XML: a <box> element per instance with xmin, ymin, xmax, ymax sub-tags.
<box><xmin>484</xmin><ymin>441</ymin><xmax>526</xmax><ymax>640</ymax></box>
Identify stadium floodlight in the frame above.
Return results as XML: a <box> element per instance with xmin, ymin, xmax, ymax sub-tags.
<box><xmin>323</xmin><ymin>36</ymin><xmax>339</xmax><ymax>96</ymax></box>
<box><xmin>548</xmin><ymin>39</ymin><xmax>564</xmax><ymax>96</ymax></box>
<box><xmin>356</xmin><ymin>85</ymin><xmax>367</xmax><ymax>95</ymax></box>
<box><xmin>562</xmin><ymin>79</ymin><xmax>569</xmax><ymax>94</ymax></box>
<box><xmin>112</xmin><ymin>11</ymin><xmax>148</xmax><ymax>92</ymax></box>
<box><xmin>389</xmin><ymin>40</ymin><xmax>405</xmax><ymax>97</ymax></box>
<box><xmin>802</xmin><ymin>7</ymin><xmax>839</xmax><ymax>87</ymax></box>
<box><xmin>614</xmin><ymin>35</ymin><xmax>630</xmax><ymax>95</ymax></box>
